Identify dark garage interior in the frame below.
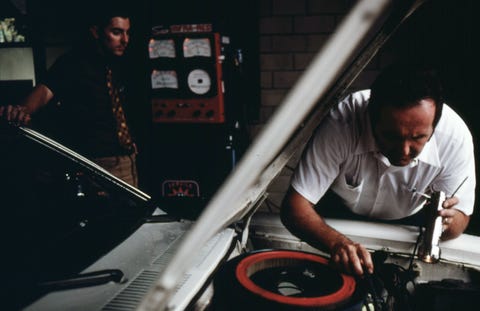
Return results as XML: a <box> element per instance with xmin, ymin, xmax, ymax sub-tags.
<box><xmin>1</xmin><ymin>1</ymin><xmax>479</xmax><ymax>310</ymax></box>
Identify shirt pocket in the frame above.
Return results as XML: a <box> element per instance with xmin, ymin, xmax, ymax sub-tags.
<box><xmin>332</xmin><ymin>175</ymin><xmax>364</xmax><ymax>208</ymax></box>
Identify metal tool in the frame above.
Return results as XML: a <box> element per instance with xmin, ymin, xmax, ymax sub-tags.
<box><xmin>449</xmin><ymin>176</ymin><xmax>468</xmax><ymax>199</ymax></box>
<box><xmin>416</xmin><ymin>177</ymin><xmax>468</xmax><ymax>263</ymax></box>
<box><xmin>418</xmin><ymin>190</ymin><xmax>445</xmax><ymax>263</ymax></box>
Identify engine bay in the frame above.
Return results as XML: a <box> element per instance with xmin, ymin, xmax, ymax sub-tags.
<box><xmin>243</xmin><ymin>212</ymin><xmax>480</xmax><ymax>310</ymax></box>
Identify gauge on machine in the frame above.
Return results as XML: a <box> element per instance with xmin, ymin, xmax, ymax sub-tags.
<box><xmin>187</xmin><ymin>69</ymin><xmax>211</xmax><ymax>95</ymax></box>
<box><xmin>183</xmin><ymin>38</ymin><xmax>212</xmax><ymax>58</ymax></box>
<box><xmin>148</xmin><ymin>39</ymin><xmax>176</xmax><ymax>59</ymax></box>
<box><xmin>151</xmin><ymin>70</ymin><xmax>179</xmax><ymax>89</ymax></box>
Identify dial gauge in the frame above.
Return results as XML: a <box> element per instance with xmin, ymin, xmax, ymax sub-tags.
<box><xmin>183</xmin><ymin>38</ymin><xmax>211</xmax><ymax>58</ymax></box>
<box><xmin>148</xmin><ymin>39</ymin><xmax>176</xmax><ymax>59</ymax></box>
<box><xmin>187</xmin><ymin>69</ymin><xmax>211</xmax><ymax>95</ymax></box>
<box><xmin>151</xmin><ymin>70</ymin><xmax>178</xmax><ymax>89</ymax></box>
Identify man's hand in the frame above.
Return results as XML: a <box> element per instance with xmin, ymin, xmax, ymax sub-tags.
<box><xmin>330</xmin><ymin>237</ymin><xmax>374</xmax><ymax>276</ymax></box>
<box><xmin>0</xmin><ymin>105</ymin><xmax>31</xmax><ymax>125</ymax></box>
<box><xmin>439</xmin><ymin>196</ymin><xmax>470</xmax><ymax>240</ymax></box>
<box><xmin>281</xmin><ymin>188</ymin><xmax>374</xmax><ymax>277</ymax></box>
<box><xmin>0</xmin><ymin>84</ymin><xmax>54</xmax><ymax>126</ymax></box>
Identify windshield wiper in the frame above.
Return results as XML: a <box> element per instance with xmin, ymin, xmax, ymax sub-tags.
<box><xmin>37</xmin><ymin>269</ymin><xmax>125</xmax><ymax>291</ymax></box>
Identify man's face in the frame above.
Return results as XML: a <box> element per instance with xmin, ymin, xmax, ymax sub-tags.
<box><xmin>99</xmin><ymin>17</ymin><xmax>131</xmax><ymax>57</ymax></box>
<box><xmin>373</xmin><ymin>99</ymin><xmax>436</xmax><ymax>166</ymax></box>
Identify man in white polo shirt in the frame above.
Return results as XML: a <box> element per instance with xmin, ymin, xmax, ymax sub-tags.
<box><xmin>281</xmin><ymin>63</ymin><xmax>476</xmax><ymax>276</ymax></box>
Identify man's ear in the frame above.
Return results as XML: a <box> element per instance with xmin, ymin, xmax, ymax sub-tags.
<box><xmin>89</xmin><ymin>25</ymin><xmax>99</xmax><ymax>39</ymax></box>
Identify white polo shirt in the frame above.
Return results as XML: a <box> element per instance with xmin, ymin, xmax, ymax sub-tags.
<box><xmin>291</xmin><ymin>90</ymin><xmax>476</xmax><ymax>219</ymax></box>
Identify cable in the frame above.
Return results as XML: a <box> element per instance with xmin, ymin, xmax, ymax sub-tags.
<box><xmin>408</xmin><ymin>225</ymin><xmax>424</xmax><ymax>271</ymax></box>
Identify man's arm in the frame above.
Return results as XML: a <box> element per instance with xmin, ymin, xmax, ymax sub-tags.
<box><xmin>0</xmin><ymin>84</ymin><xmax>53</xmax><ymax>124</ymax></box>
<box><xmin>280</xmin><ymin>187</ymin><xmax>373</xmax><ymax>276</ymax></box>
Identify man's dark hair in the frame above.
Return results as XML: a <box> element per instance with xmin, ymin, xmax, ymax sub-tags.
<box><xmin>88</xmin><ymin>1</ymin><xmax>132</xmax><ymax>29</ymax></box>
<box><xmin>368</xmin><ymin>63</ymin><xmax>445</xmax><ymax>128</ymax></box>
